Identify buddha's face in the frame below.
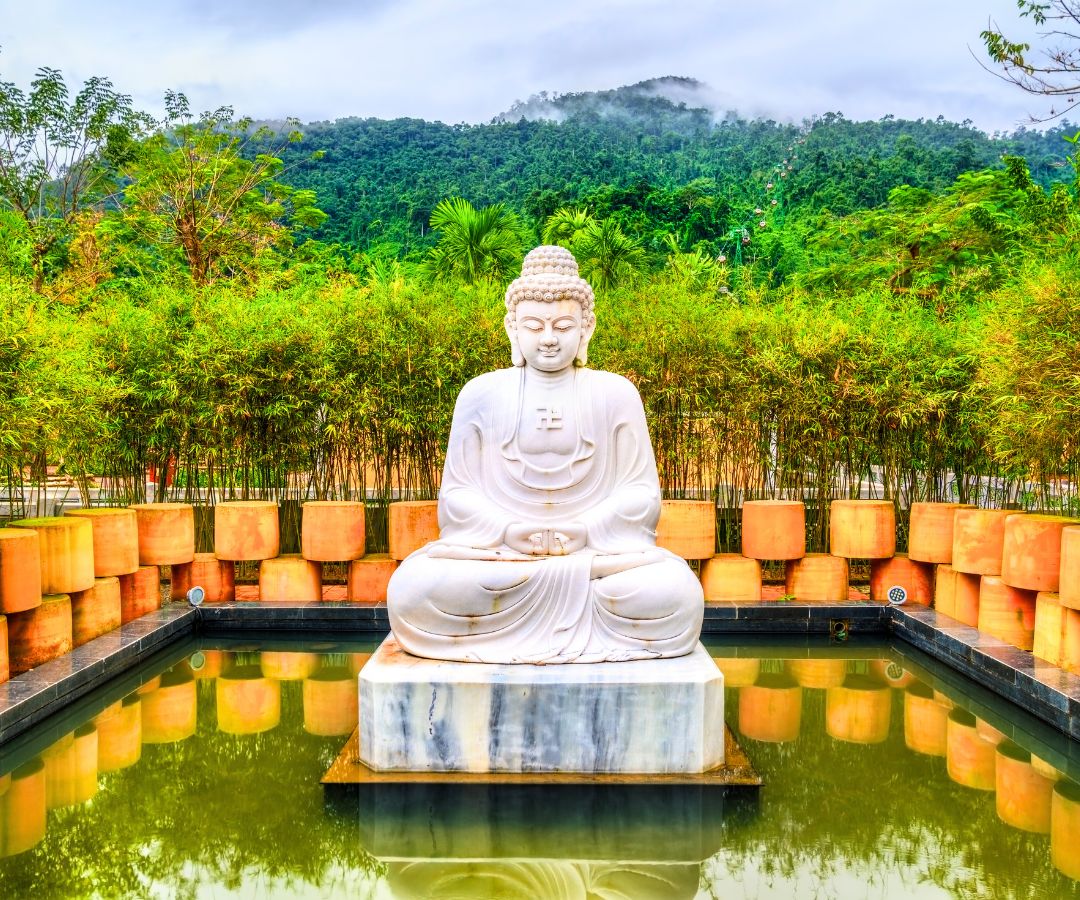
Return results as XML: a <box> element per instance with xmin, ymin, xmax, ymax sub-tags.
<box><xmin>512</xmin><ymin>299</ymin><xmax>590</xmax><ymax>373</ymax></box>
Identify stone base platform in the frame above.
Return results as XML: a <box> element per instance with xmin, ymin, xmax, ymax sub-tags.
<box><xmin>357</xmin><ymin>637</ymin><xmax>725</xmax><ymax>774</ymax></box>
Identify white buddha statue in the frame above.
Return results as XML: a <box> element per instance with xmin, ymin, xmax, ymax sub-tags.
<box><xmin>387</xmin><ymin>246</ymin><xmax>704</xmax><ymax>664</ymax></box>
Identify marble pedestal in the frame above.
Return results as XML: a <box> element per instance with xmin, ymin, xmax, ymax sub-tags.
<box><xmin>358</xmin><ymin>637</ymin><xmax>725</xmax><ymax>774</ymax></box>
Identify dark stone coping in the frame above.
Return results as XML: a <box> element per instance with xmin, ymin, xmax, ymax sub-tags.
<box><xmin>0</xmin><ymin>598</ymin><xmax>1079</xmax><ymax>748</ymax></box>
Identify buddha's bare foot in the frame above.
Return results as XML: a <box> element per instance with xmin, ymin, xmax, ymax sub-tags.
<box><xmin>590</xmin><ymin>550</ymin><xmax>666</xmax><ymax>579</ymax></box>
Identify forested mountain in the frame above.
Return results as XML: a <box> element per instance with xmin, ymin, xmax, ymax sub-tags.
<box><xmin>279</xmin><ymin>77</ymin><xmax>1077</xmax><ymax>258</ymax></box>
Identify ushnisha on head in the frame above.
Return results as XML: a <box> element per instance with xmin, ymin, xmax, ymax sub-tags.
<box><xmin>504</xmin><ymin>246</ymin><xmax>596</xmax><ymax>368</ymax></box>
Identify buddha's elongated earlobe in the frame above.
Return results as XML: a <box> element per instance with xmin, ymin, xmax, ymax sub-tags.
<box><xmin>505</xmin><ymin>314</ymin><xmax>525</xmax><ymax>367</ymax></box>
<box><xmin>575</xmin><ymin>318</ymin><xmax>595</xmax><ymax>367</ymax></box>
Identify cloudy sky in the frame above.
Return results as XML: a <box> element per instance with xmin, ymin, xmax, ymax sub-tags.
<box><xmin>0</xmin><ymin>0</ymin><xmax>1055</xmax><ymax>132</ymax></box>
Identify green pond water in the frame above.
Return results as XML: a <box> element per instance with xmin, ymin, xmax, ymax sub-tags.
<box><xmin>0</xmin><ymin>634</ymin><xmax>1078</xmax><ymax>899</ymax></box>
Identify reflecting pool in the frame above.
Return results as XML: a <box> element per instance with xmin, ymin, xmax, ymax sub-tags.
<box><xmin>0</xmin><ymin>635</ymin><xmax>1078</xmax><ymax>898</ymax></box>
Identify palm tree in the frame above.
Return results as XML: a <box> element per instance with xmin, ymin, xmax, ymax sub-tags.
<box><xmin>541</xmin><ymin>207</ymin><xmax>593</xmax><ymax>246</ymax></box>
<box><xmin>574</xmin><ymin>218</ymin><xmax>646</xmax><ymax>291</ymax></box>
<box><xmin>423</xmin><ymin>197</ymin><xmax>524</xmax><ymax>284</ymax></box>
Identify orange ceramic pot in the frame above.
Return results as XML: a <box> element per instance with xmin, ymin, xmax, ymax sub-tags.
<box><xmin>303</xmin><ymin>667</ymin><xmax>359</xmax><ymax>736</ymax></box>
<box><xmin>1051</xmin><ymin>779</ymin><xmax>1080</xmax><ymax>881</ymax></box>
<box><xmin>7</xmin><ymin>594</ymin><xmax>72</xmax><ymax>675</ymax></box>
<box><xmin>170</xmin><ymin>553</ymin><xmax>235</xmax><ymax>603</ymax></box>
<box><xmin>1001</xmin><ymin>513</ymin><xmax>1080</xmax><ymax>592</ymax></box>
<box><xmin>260</xmin><ymin>651</ymin><xmax>319</xmax><ymax>681</ymax></box>
<box><xmin>216</xmin><ymin>666</ymin><xmax>281</xmax><ymax>735</ymax></box>
<box><xmin>118</xmin><ymin>566</ymin><xmax>160</xmax><ymax>623</ymax></box>
<box><xmin>934</xmin><ymin>565</ymin><xmax>981</xmax><ymax>626</ymax></box>
<box><xmin>63</xmin><ymin>507</ymin><xmax>139</xmax><ymax>577</ymax></box>
<box><xmin>214</xmin><ymin>501</ymin><xmax>279</xmax><ymax>561</ymax></box>
<box><xmin>869</xmin><ymin>658</ymin><xmax>916</xmax><ymax>689</ymax></box>
<box><xmin>346</xmin><ymin>555</ymin><xmax>398</xmax><ymax>603</ymax></box>
<box><xmin>141</xmin><ymin>668</ymin><xmax>197</xmax><ymax>744</ymax></box>
<box><xmin>1063</xmin><ymin>609</ymin><xmax>1080</xmax><ymax>675</ymax></box>
<box><xmin>996</xmin><ymin>741</ymin><xmax>1054</xmax><ymax>833</ymax></box>
<box><xmin>946</xmin><ymin>708</ymin><xmax>996</xmax><ymax>791</ymax></box>
<box><xmin>0</xmin><ymin>615</ymin><xmax>7</xmax><ymax>684</ymax></box>
<box><xmin>0</xmin><ymin>759</ymin><xmax>46</xmax><ymax>858</ymax></box>
<box><xmin>69</xmin><ymin>577</ymin><xmax>122</xmax><ymax>647</ymax></box>
<box><xmin>738</xmin><ymin>674</ymin><xmax>802</xmax><ymax>743</ymax></box>
<box><xmin>655</xmin><ymin>500</ymin><xmax>715</xmax><ymax>560</ymax></box>
<box><xmin>10</xmin><ymin>517</ymin><xmax>94</xmax><ymax>595</ymax></box>
<box><xmin>951</xmin><ymin>508</ymin><xmax>1012</xmax><ymax>576</ymax></box>
<box><xmin>740</xmin><ymin>500</ymin><xmax>805</xmax><ymax>561</ymax></box>
<box><xmin>129</xmin><ymin>503</ymin><xmax>195</xmax><ymax>566</ymax></box>
<box><xmin>976</xmin><ymin>718</ymin><xmax>1007</xmax><ymax>746</ymax></box>
<box><xmin>784</xmin><ymin>554</ymin><xmax>849</xmax><ymax>602</ymax></box>
<box><xmin>349</xmin><ymin>652</ymin><xmax>373</xmax><ymax>678</ymax></box>
<box><xmin>907</xmin><ymin>502</ymin><xmax>975</xmax><ymax>564</ymax></box>
<box><xmin>869</xmin><ymin>554</ymin><xmax>934</xmax><ymax>606</ymax></box>
<box><xmin>714</xmin><ymin>656</ymin><xmax>760</xmax><ymax>687</ymax></box>
<box><xmin>0</xmin><ymin>528</ymin><xmax>42</xmax><ymax>614</ymax></box>
<box><xmin>258</xmin><ymin>555</ymin><xmax>322</xmax><ymax>602</ymax></box>
<box><xmin>388</xmin><ymin>501</ymin><xmax>440</xmax><ymax>561</ymax></box>
<box><xmin>93</xmin><ymin>696</ymin><xmax>142</xmax><ymax>773</ymax></box>
<box><xmin>825</xmin><ymin>674</ymin><xmax>892</xmax><ymax>744</ymax></box>
<box><xmin>42</xmin><ymin>724</ymin><xmax>97</xmax><ymax>809</ymax></box>
<box><xmin>187</xmin><ymin>649</ymin><xmax>224</xmax><ymax>680</ymax></box>
<box><xmin>700</xmin><ymin>554</ymin><xmax>761</xmax><ymax>603</ymax></box>
<box><xmin>829</xmin><ymin>500</ymin><xmax>896</xmax><ymax>559</ymax></box>
<box><xmin>786</xmin><ymin>657</ymin><xmax>847</xmax><ymax>689</ymax></box>
<box><xmin>1061</xmin><ymin>526</ymin><xmax>1080</xmax><ymax>610</ymax></box>
<box><xmin>1032</xmin><ymin>755</ymin><xmax>1063</xmax><ymax>782</ymax></box>
<box><xmin>1033</xmin><ymin>592</ymin><xmax>1067</xmax><ymax>666</ymax></box>
<box><xmin>301</xmin><ymin>501</ymin><xmax>366</xmax><ymax>561</ymax></box>
<box><xmin>903</xmin><ymin>682</ymin><xmax>949</xmax><ymax>757</ymax></box>
<box><xmin>978</xmin><ymin>575</ymin><xmax>1037</xmax><ymax>651</ymax></box>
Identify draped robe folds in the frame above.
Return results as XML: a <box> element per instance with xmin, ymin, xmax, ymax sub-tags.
<box><xmin>387</xmin><ymin>366</ymin><xmax>704</xmax><ymax>664</ymax></box>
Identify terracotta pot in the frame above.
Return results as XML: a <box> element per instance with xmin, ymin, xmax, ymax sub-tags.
<box><xmin>260</xmin><ymin>651</ymin><xmax>319</xmax><ymax>681</ymax></box>
<box><xmin>129</xmin><ymin>503</ymin><xmax>195</xmax><ymax>566</ymax></box>
<box><xmin>1033</xmin><ymin>592</ymin><xmax>1067</xmax><ymax>666</ymax></box>
<box><xmin>786</xmin><ymin>657</ymin><xmax>847</xmax><ymax>689</ymax></box>
<box><xmin>7</xmin><ymin>594</ymin><xmax>72</xmax><ymax>675</ymax></box>
<box><xmin>69</xmin><ymin>576</ymin><xmax>122</xmax><ymax>647</ymax></box>
<box><xmin>63</xmin><ymin>508</ymin><xmax>139</xmax><ymax>577</ymax></box>
<box><xmin>42</xmin><ymin>724</ymin><xmax>97</xmax><ymax>809</ymax></box>
<box><xmin>951</xmin><ymin>508</ymin><xmax>1013</xmax><ymax>576</ymax></box>
<box><xmin>869</xmin><ymin>658</ymin><xmax>916</xmax><ymax>689</ymax></box>
<box><xmin>700</xmin><ymin>554</ymin><xmax>761</xmax><ymax>603</ymax></box>
<box><xmin>170</xmin><ymin>553</ymin><xmax>235</xmax><ymax>603</ymax></box>
<box><xmin>141</xmin><ymin>668</ymin><xmax>197</xmax><ymax>743</ymax></box>
<box><xmin>946</xmin><ymin>709</ymin><xmax>996</xmax><ymax>791</ymax></box>
<box><xmin>187</xmin><ymin>649</ymin><xmax>224</xmax><ymax>680</ymax></box>
<box><xmin>784</xmin><ymin>554</ymin><xmax>849</xmax><ymax>602</ymax></box>
<box><xmin>1063</xmin><ymin>608</ymin><xmax>1080</xmax><ymax>675</ymax></box>
<box><xmin>903</xmin><ymin>682</ymin><xmax>949</xmax><ymax>757</ymax></box>
<box><xmin>0</xmin><ymin>759</ymin><xmax>46</xmax><ymax>858</ymax></box>
<box><xmin>0</xmin><ymin>528</ymin><xmax>42</xmax><ymax>614</ymax></box>
<box><xmin>1060</xmin><ymin>526</ymin><xmax>1080</xmax><ymax>610</ymax></box>
<box><xmin>869</xmin><ymin>554</ymin><xmax>934</xmax><ymax>606</ymax></box>
<box><xmin>214</xmin><ymin>501</ymin><xmax>279</xmax><ymax>561</ymax></box>
<box><xmin>978</xmin><ymin>575</ymin><xmax>1037</xmax><ymax>651</ymax></box>
<box><xmin>976</xmin><ymin>718</ymin><xmax>1007</xmax><ymax>746</ymax></box>
<box><xmin>713</xmin><ymin>656</ymin><xmax>760</xmax><ymax>687</ymax></box>
<box><xmin>0</xmin><ymin>615</ymin><xmax>6</xmax><ymax>684</ymax></box>
<box><xmin>9</xmin><ymin>517</ymin><xmax>94</xmax><ymax>595</ymax></box>
<box><xmin>216</xmin><ymin>665</ymin><xmax>281</xmax><ymax>735</ymax></box>
<box><xmin>303</xmin><ymin>667</ymin><xmax>359</xmax><ymax>736</ymax></box>
<box><xmin>740</xmin><ymin>500</ymin><xmax>805</xmax><ymax>560</ymax></box>
<box><xmin>118</xmin><ymin>566</ymin><xmax>160</xmax><ymax>623</ymax></box>
<box><xmin>825</xmin><ymin>674</ymin><xmax>892</xmax><ymax>744</ymax></box>
<box><xmin>996</xmin><ymin>741</ymin><xmax>1054</xmax><ymax>833</ymax></box>
<box><xmin>934</xmin><ymin>565</ymin><xmax>980</xmax><ymax>626</ymax></box>
<box><xmin>907</xmin><ymin>502</ymin><xmax>974</xmax><ymax>564</ymax></box>
<box><xmin>301</xmin><ymin>501</ymin><xmax>366</xmax><ymax>561</ymax></box>
<box><xmin>829</xmin><ymin>500</ymin><xmax>896</xmax><ymax>559</ymax></box>
<box><xmin>1032</xmin><ymin>755</ymin><xmax>1063</xmax><ymax>782</ymax></box>
<box><xmin>1051</xmin><ymin>779</ymin><xmax>1080</xmax><ymax>881</ymax></box>
<box><xmin>93</xmin><ymin>696</ymin><xmax>142</xmax><ymax>773</ymax></box>
<box><xmin>738</xmin><ymin>674</ymin><xmax>802</xmax><ymax>743</ymax></box>
<box><xmin>346</xmin><ymin>555</ymin><xmax>398</xmax><ymax>603</ymax></box>
<box><xmin>349</xmin><ymin>652</ymin><xmax>373</xmax><ymax>678</ymax></box>
<box><xmin>655</xmin><ymin>500</ymin><xmax>715</xmax><ymax>560</ymax></box>
<box><xmin>1001</xmin><ymin>513</ymin><xmax>1080</xmax><ymax>592</ymax></box>
<box><xmin>388</xmin><ymin>500</ymin><xmax>440</xmax><ymax>561</ymax></box>
<box><xmin>258</xmin><ymin>555</ymin><xmax>322</xmax><ymax>602</ymax></box>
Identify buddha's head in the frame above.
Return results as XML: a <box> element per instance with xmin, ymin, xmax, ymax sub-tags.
<box><xmin>504</xmin><ymin>246</ymin><xmax>596</xmax><ymax>370</ymax></box>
